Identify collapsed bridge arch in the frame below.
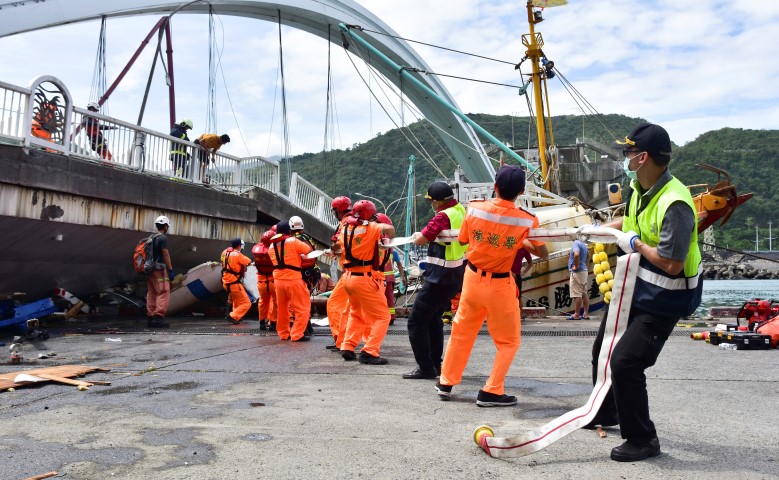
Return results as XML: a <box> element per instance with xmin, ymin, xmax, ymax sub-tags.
<box><xmin>1</xmin><ymin>0</ymin><xmax>494</xmax><ymax>181</ymax></box>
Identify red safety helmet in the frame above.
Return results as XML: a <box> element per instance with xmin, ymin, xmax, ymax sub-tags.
<box><xmin>352</xmin><ymin>200</ymin><xmax>377</xmax><ymax>220</ymax></box>
<box><xmin>331</xmin><ymin>196</ymin><xmax>352</xmax><ymax>213</ymax></box>
<box><xmin>260</xmin><ymin>229</ymin><xmax>275</xmax><ymax>247</ymax></box>
<box><xmin>376</xmin><ymin>213</ymin><xmax>393</xmax><ymax>226</ymax></box>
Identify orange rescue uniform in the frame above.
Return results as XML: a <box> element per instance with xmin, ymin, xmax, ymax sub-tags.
<box><xmin>269</xmin><ymin>235</ymin><xmax>313</xmax><ymax>341</ymax></box>
<box><xmin>326</xmin><ymin>216</ymin><xmax>351</xmax><ymax>347</ymax></box>
<box><xmin>440</xmin><ymin>198</ymin><xmax>542</xmax><ymax>395</ymax></box>
<box><xmin>339</xmin><ymin>220</ymin><xmax>391</xmax><ymax>358</ymax></box>
<box><xmin>252</xmin><ymin>242</ymin><xmax>277</xmax><ymax>324</ymax></box>
<box><xmin>222</xmin><ymin>248</ymin><xmax>252</xmax><ymax>322</ymax></box>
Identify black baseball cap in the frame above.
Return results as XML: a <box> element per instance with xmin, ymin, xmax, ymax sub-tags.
<box><xmin>230</xmin><ymin>238</ymin><xmax>243</xmax><ymax>248</ymax></box>
<box><xmin>275</xmin><ymin>220</ymin><xmax>291</xmax><ymax>235</ymax></box>
<box><xmin>495</xmin><ymin>165</ymin><xmax>526</xmax><ymax>199</ymax></box>
<box><xmin>425</xmin><ymin>181</ymin><xmax>454</xmax><ymax>201</ymax></box>
<box><xmin>613</xmin><ymin>122</ymin><xmax>672</xmax><ymax>158</ymax></box>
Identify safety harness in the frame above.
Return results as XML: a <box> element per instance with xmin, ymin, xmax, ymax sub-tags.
<box><xmin>342</xmin><ymin>222</ymin><xmax>379</xmax><ymax>271</ymax></box>
<box><xmin>272</xmin><ymin>238</ymin><xmax>302</xmax><ymax>271</ymax></box>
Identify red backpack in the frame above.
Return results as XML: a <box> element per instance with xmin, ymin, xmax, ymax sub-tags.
<box><xmin>133</xmin><ymin>234</ymin><xmax>160</xmax><ymax>274</ymax></box>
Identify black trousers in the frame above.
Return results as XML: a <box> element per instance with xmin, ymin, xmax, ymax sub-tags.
<box><xmin>591</xmin><ymin>307</ymin><xmax>678</xmax><ymax>442</ymax></box>
<box><xmin>407</xmin><ymin>280</ymin><xmax>461</xmax><ymax>372</ymax></box>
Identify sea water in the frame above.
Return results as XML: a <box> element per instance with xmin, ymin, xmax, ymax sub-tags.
<box><xmin>697</xmin><ymin>279</ymin><xmax>779</xmax><ymax>316</ymax></box>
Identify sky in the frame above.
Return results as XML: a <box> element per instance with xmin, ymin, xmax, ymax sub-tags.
<box><xmin>1</xmin><ymin>0</ymin><xmax>778</xmax><ymax>161</ymax></box>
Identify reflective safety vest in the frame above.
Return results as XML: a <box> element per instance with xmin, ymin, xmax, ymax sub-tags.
<box><xmin>170</xmin><ymin>124</ymin><xmax>189</xmax><ymax>156</ymax></box>
<box><xmin>623</xmin><ymin>176</ymin><xmax>703</xmax><ymax>317</ymax></box>
<box><xmin>340</xmin><ymin>220</ymin><xmax>382</xmax><ymax>273</ymax></box>
<box><xmin>424</xmin><ymin>203</ymin><xmax>468</xmax><ymax>284</ymax></box>
<box><xmin>460</xmin><ymin>198</ymin><xmax>538</xmax><ymax>273</ymax></box>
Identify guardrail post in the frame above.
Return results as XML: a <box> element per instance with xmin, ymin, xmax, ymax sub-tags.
<box><xmin>289</xmin><ymin>172</ymin><xmax>298</xmax><ymax>201</ymax></box>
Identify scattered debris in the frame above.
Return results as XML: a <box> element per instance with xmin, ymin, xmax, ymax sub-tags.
<box><xmin>104</xmin><ymin>338</ymin><xmax>122</xmax><ymax>342</ymax></box>
<box><xmin>596</xmin><ymin>427</ymin><xmax>607</xmax><ymax>438</ymax></box>
<box><xmin>38</xmin><ymin>352</ymin><xmax>57</xmax><ymax>359</ymax></box>
<box><xmin>23</xmin><ymin>471</ymin><xmax>59</xmax><ymax>480</ymax></box>
<box><xmin>0</xmin><ymin>365</ymin><xmax>111</xmax><ymax>391</ymax></box>
<box><xmin>250</xmin><ymin>402</ymin><xmax>265</xmax><ymax>407</ymax></box>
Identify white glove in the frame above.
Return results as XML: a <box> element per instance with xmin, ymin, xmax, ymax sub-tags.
<box><xmin>617</xmin><ymin>230</ymin><xmax>639</xmax><ymax>253</ymax></box>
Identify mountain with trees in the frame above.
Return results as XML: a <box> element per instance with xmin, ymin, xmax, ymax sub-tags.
<box><xmin>280</xmin><ymin>114</ymin><xmax>778</xmax><ymax>252</ymax></box>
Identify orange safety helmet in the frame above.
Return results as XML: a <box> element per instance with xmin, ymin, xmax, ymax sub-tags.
<box><xmin>376</xmin><ymin>213</ymin><xmax>393</xmax><ymax>226</ymax></box>
<box><xmin>352</xmin><ymin>200</ymin><xmax>377</xmax><ymax>220</ymax></box>
<box><xmin>331</xmin><ymin>196</ymin><xmax>352</xmax><ymax>213</ymax></box>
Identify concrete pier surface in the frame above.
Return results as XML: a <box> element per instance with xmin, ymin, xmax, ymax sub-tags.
<box><xmin>1</xmin><ymin>315</ymin><xmax>777</xmax><ymax>479</ymax></box>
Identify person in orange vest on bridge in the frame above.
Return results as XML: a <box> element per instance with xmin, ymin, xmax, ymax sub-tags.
<box><xmin>435</xmin><ymin>165</ymin><xmax>548</xmax><ymax>406</ymax></box>
<box><xmin>252</xmin><ymin>227</ymin><xmax>278</xmax><ymax>331</ymax></box>
<box><xmin>268</xmin><ymin>220</ymin><xmax>313</xmax><ymax>342</ymax></box>
<box><xmin>338</xmin><ymin>200</ymin><xmax>395</xmax><ymax>364</ymax></box>
<box><xmin>222</xmin><ymin>238</ymin><xmax>252</xmax><ymax>324</ymax></box>
<box><xmin>325</xmin><ymin>196</ymin><xmax>353</xmax><ymax>350</ymax></box>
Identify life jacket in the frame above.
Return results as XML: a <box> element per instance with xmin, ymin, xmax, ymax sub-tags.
<box><xmin>269</xmin><ymin>234</ymin><xmax>302</xmax><ymax>272</ymax></box>
<box><xmin>424</xmin><ymin>203</ymin><xmax>468</xmax><ymax>284</ymax></box>
<box><xmin>623</xmin><ymin>176</ymin><xmax>703</xmax><ymax>317</ymax></box>
<box><xmin>340</xmin><ymin>217</ymin><xmax>382</xmax><ymax>273</ymax></box>
<box><xmin>462</xmin><ymin>198</ymin><xmax>536</xmax><ymax>273</ymax></box>
<box><xmin>252</xmin><ymin>243</ymin><xmax>275</xmax><ymax>275</ymax></box>
<box><xmin>221</xmin><ymin>248</ymin><xmax>248</xmax><ymax>285</ymax></box>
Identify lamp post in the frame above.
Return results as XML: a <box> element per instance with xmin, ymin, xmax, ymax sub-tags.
<box><xmin>353</xmin><ymin>192</ymin><xmax>387</xmax><ymax>212</ymax></box>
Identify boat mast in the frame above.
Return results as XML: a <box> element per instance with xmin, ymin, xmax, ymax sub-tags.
<box><xmin>523</xmin><ymin>1</ymin><xmax>561</xmax><ymax>193</ymax></box>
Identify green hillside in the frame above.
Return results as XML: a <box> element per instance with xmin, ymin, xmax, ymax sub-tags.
<box><xmin>281</xmin><ymin>115</ymin><xmax>776</xmax><ymax>251</ymax></box>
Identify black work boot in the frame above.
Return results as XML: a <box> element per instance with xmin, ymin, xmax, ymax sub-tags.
<box><xmin>149</xmin><ymin>316</ymin><xmax>169</xmax><ymax>329</ymax></box>
<box><xmin>610</xmin><ymin>437</ymin><xmax>661</xmax><ymax>462</ymax></box>
<box><xmin>268</xmin><ymin>322</ymin><xmax>277</xmax><ymax>332</ymax></box>
<box><xmin>259</xmin><ymin>319</ymin><xmax>267</xmax><ymax>331</ymax></box>
<box><xmin>358</xmin><ymin>351</ymin><xmax>388</xmax><ymax>365</ymax></box>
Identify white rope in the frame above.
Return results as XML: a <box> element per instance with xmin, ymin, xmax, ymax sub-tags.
<box><xmin>481</xmin><ymin>252</ymin><xmax>638</xmax><ymax>457</ymax></box>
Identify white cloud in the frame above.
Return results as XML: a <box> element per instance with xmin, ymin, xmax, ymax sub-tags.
<box><xmin>1</xmin><ymin>0</ymin><xmax>777</xmax><ymax>158</ymax></box>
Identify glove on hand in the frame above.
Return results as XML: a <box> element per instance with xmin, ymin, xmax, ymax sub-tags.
<box><xmin>168</xmin><ymin>269</ymin><xmax>176</xmax><ymax>281</ymax></box>
<box><xmin>617</xmin><ymin>231</ymin><xmax>639</xmax><ymax>253</ymax></box>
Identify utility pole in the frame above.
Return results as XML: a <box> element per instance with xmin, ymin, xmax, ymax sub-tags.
<box><xmin>754</xmin><ymin>224</ymin><xmax>760</xmax><ymax>252</ymax></box>
<box><xmin>769</xmin><ymin>220</ymin><xmax>775</xmax><ymax>252</ymax></box>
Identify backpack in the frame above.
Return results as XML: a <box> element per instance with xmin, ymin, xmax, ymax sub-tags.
<box><xmin>133</xmin><ymin>233</ymin><xmax>161</xmax><ymax>274</ymax></box>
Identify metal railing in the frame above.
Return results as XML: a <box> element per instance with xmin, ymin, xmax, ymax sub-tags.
<box><xmin>0</xmin><ymin>75</ymin><xmax>338</xmax><ymax>229</ymax></box>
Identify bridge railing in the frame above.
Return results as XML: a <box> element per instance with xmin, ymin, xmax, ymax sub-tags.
<box><xmin>288</xmin><ymin>172</ymin><xmax>339</xmax><ymax>228</ymax></box>
<box><xmin>0</xmin><ymin>80</ymin><xmax>28</xmax><ymax>143</ymax></box>
<box><xmin>1</xmin><ymin>75</ymin><xmax>341</xmax><ymax>229</ymax></box>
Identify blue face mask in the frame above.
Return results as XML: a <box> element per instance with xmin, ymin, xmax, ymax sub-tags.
<box><xmin>623</xmin><ymin>153</ymin><xmax>643</xmax><ymax>181</ymax></box>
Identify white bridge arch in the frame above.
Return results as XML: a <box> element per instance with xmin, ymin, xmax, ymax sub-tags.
<box><xmin>0</xmin><ymin>0</ymin><xmax>494</xmax><ymax>181</ymax></box>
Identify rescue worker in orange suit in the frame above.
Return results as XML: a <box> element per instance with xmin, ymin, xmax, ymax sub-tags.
<box><xmin>82</xmin><ymin>102</ymin><xmax>117</xmax><ymax>160</ymax></box>
<box><xmin>325</xmin><ymin>196</ymin><xmax>353</xmax><ymax>350</ymax></box>
<box><xmin>290</xmin><ymin>215</ymin><xmax>320</xmax><ymax>336</ymax></box>
<box><xmin>222</xmin><ymin>238</ymin><xmax>252</xmax><ymax>324</ymax></box>
<box><xmin>252</xmin><ymin>227</ymin><xmax>278</xmax><ymax>331</ymax></box>
<box><xmin>402</xmin><ymin>181</ymin><xmax>468</xmax><ymax>380</ymax></box>
<box><xmin>268</xmin><ymin>220</ymin><xmax>314</xmax><ymax>341</ymax></box>
<box><xmin>436</xmin><ymin>165</ymin><xmax>548</xmax><ymax>406</ymax></box>
<box><xmin>376</xmin><ymin>213</ymin><xmax>407</xmax><ymax>326</ymax></box>
<box><xmin>146</xmin><ymin>215</ymin><xmax>175</xmax><ymax>328</ymax></box>
<box><xmin>338</xmin><ymin>200</ymin><xmax>396</xmax><ymax>364</ymax></box>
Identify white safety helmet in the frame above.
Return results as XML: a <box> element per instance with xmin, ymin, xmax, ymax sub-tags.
<box><xmin>289</xmin><ymin>215</ymin><xmax>304</xmax><ymax>231</ymax></box>
<box><xmin>86</xmin><ymin>101</ymin><xmax>100</xmax><ymax>111</ymax></box>
<box><xmin>155</xmin><ymin>215</ymin><xmax>171</xmax><ymax>226</ymax></box>
<box><xmin>181</xmin><ymin>118</ymin><xmax>193</xmax><ymax>129</ymax></box>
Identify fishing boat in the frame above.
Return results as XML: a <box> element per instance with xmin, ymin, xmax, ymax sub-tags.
<box><xmin>341</xmin><ymin>0</ymin><xmax>751</xmax><ymax>316</ymax></box>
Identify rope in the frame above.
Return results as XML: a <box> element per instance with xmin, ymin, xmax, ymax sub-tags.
<box><xmin>89</xmin><ymin>16</ymin><xmax>108</xmax><ymax>115</ymax></box>
<box><xmin>278</xmin><ymin>11</ymin><xmax>291</xmax><ymax>183</ymax></box>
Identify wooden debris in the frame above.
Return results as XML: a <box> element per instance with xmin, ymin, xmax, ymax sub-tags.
<box><xmin>596</xmin><ymin>426</ymin><xmax>607</xmax><ymax>438</ymax></box>
<box><xmin>0</xmin><ymin>365</ymin><xmax>110</xmax><ymax>391</ymax></box>
<box><xmin>24</xmin><ymin>471</ymin><xmax>58</xmax><ymax>480</ymax></box>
